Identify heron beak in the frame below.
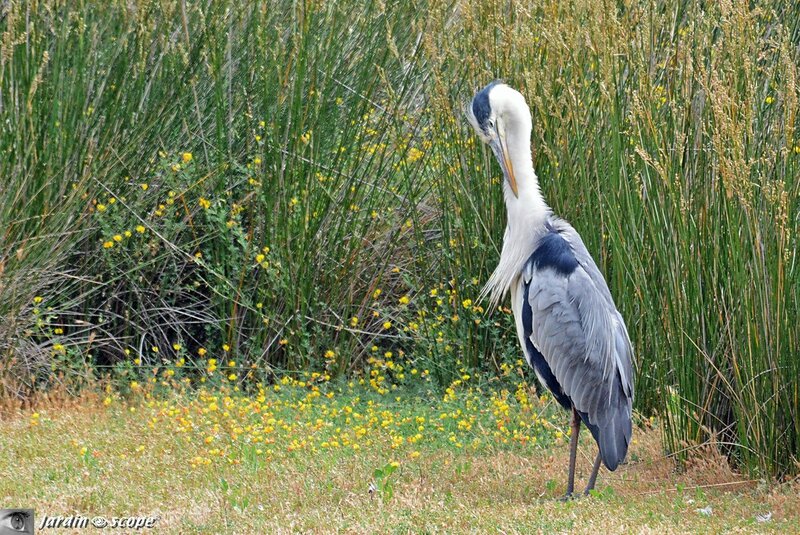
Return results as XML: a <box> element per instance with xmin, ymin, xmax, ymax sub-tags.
<box><xmin>491</xmin><ymin>131</ymin><xmax>519</xmax><ymax>198</ymax></box>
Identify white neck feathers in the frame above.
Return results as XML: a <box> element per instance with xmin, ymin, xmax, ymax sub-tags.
<box><xmin>481</xmin><ymin>116</ymin><xmax>550</xmax><ymax>307</ymax></box>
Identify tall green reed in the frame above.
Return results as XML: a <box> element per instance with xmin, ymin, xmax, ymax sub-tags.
<box><xmin>1</xmin><ymin>0</ymin><xmax>797</xmax><ymax>477</ymax></box>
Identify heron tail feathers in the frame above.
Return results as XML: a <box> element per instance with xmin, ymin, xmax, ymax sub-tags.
<box><xmin>577</xmin><ymin>395</ymin><xmax>632</xmax><ymax>471</ymax></box>
<box><xmin>597</xmin><ymin>399</ymin><xmax>632</xmax><ymax>471</ymax></box>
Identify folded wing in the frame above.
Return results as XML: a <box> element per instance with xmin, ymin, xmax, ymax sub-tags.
<box><xmin>522</xmin><ymin>221</ymin><xmax>633</xmax><ymax>470</ymax></box>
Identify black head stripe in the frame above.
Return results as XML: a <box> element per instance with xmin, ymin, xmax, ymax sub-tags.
<box><xmin>471</xmin><ymin>80</ymin><xmax>502</xmax><ymax>131</ymax></box>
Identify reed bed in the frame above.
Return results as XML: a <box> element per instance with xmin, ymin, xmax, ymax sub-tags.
<box><xmin>1</xmin><ymin>0</ymin><xmax>797</xmax><ymax>478</ymax></box>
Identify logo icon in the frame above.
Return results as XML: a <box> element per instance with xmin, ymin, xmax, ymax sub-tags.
<box><xmin>0</xmin><ymin>510</ymin><xmax>34</xmax><ymax>535</ymax></box>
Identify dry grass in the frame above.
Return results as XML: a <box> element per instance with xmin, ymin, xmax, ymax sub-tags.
<box><xmin>1</xmin><ymin>387</ymin><xmax>797</xmax><ymax>534</ymax></box>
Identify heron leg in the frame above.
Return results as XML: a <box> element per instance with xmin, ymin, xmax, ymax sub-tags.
<box><xmin>562</xmin><ymin>406</ymin><xmax>581</xmax><ymax>500</ymax></box>
<box><xmin>583</xmin><ymin>451</ymin><xmax>602</xmax><ymax>495</ymax></box>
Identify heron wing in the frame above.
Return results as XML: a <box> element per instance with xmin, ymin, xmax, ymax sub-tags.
<box><xmin>553</xmin><ymin>221</ymin><xmax>635</xmax><ymax>399</ymax></box>
<box><xmin>522</xmin><ymin>220</ymin><xmax>633</xmax><ymax>470</ymax></box>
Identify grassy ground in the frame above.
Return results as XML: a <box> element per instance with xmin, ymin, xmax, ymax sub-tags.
<box><xmin>2</xmin><ymin>379</ymin><xmax>797</xmax><ymax>533</ymax></box>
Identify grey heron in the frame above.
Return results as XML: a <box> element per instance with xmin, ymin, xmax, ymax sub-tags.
<box><xmin>467</xmin><ymin>81</ymin><xmax>634</xmax><ymax>499</ymax></box>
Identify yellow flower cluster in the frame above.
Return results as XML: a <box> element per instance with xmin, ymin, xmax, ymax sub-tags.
<box><xmin>114</xmin><ymin>362</ymin><xmax>561</xmax><ymax>471</ymax></box>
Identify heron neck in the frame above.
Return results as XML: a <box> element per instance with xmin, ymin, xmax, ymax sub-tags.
<box><xmin>481</xmin><ymin>113</ymin><xmax>551</xmax><ymax>307</ymax></box>
<box><xmin>503</xmin><ymin>132</ymin><xmax>550</xmax><ymax>235</ymax></box>
<box><xmin>482</xmin><ymin>153</ymin><xmax>550</xmax><ymax>307</ymax></box>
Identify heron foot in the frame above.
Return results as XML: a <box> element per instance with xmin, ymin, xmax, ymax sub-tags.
<box><xmin>558</xmin><ymin>492</ymin><xmax>576</xmax><ymax>502</ymax></box>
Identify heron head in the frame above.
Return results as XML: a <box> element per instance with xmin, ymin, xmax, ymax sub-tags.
<box><xmin>467</xmin><ymin>81</ymin><xmax>532</xmax><ymax>199</ymax></box>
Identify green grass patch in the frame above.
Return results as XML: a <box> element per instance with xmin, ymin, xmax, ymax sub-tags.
<box><xmin>3</xmin><ymin>382</ymin><xmax>798</xmax><ymax>533</ymax></box>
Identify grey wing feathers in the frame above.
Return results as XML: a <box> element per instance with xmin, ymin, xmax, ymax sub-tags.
<box><xmin>524</xmin><ymin>222</ymin><xmax>633</xmax><ymax>470</ymax></box>
<box><xmin>558</xmin><ymin>222</ymin><xmax>634</xmax><ymax>399</ymax></box>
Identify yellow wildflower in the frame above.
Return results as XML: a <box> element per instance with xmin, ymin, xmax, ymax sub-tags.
<box><xmin>407</xmin><ymin>147</ymin><xmax>423</xmax><ymax>163</ymax></box>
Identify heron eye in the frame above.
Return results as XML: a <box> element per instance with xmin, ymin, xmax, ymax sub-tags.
<box><xmin>487</xmin><ymin>119</ymin><xmax>495</xmax><ymax>129</ymax></box>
